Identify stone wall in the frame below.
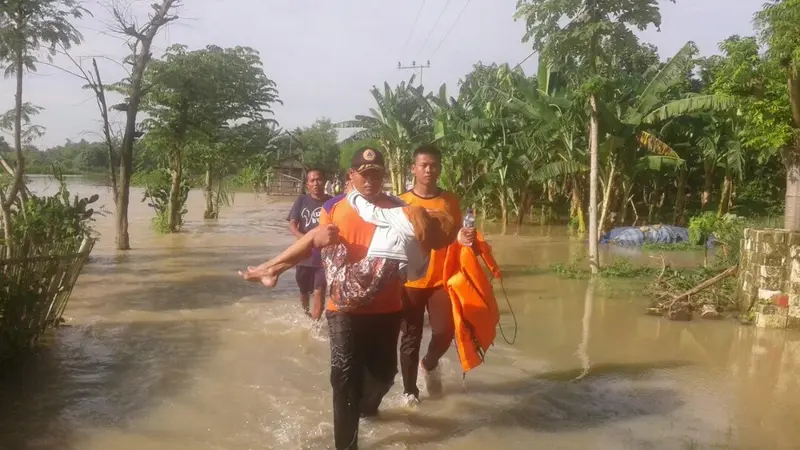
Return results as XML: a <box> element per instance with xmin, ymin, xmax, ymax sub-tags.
<box><xmin>738</xmin><ymin>228</ymin><xmax>800</xmax><ymax>328</ymax></box>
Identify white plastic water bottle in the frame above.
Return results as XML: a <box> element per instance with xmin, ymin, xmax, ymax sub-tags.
<box><xmin>461</xmin><ymin>208</ymin><xmax>476</xmax><ymax>246</ymax></box>
<box><xmin>463</xmin><ymin>208</ymin><xmax>475</xmax><ymax>229</ymax></box>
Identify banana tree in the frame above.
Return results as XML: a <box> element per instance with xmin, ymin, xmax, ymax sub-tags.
<box><xmin>695</xmin><ymin>115</ymin><xmax>745</xmax><ymax>216</ymax></box>
<box><xmin>598</xmin><ymin>42</ymin><xmax>735</xmax><ymax>232</ymax></box>
<box><xmin>424</xmin><ymin>64</ymin><xmax>527</xmax><ymax>232</ymax></box>
<box><xmin>502</xmin><ymin>61</ymin><xmax>590</xmax><ymax>233</ymax></box>
<box><xmin>425</xmin><ymin>84</ymin><xmax>486</xmax><ymax>206</ymax></box>
<box><xmin>456</xmin><ymin>64</ymin><xmax>526</xmax><ymax>232</ymax></box>
<box><xmin>337</xmin><ymin>76</ymin><xmax>430</xmax><ymax>193</ymax></box>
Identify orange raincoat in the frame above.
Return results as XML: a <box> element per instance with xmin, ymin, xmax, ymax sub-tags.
<box><xmin>441</xmin><ymin>231</ymin><xmax>501</xmax><ymax>373</ymax></box>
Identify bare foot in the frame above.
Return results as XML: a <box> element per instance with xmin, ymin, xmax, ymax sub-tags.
<box><xmin>259</xmin><ymin>266</ymin><xmax>279</xmax><ymax>288</ymax></box>
<box><xmin>239</xmin><ymin>265</ymin><xmax>275</xmax><ymax>283</ymax></box>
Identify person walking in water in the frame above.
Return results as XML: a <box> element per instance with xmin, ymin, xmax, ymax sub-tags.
<box><xmin>241</xmin><ymin>149</ymin><xmax>459</xmax><ymax>449</ymax></box>
<box><xmin>398</xmin><ymin>144</ymin><xmax>475</xmax><ymax>406</ymax></box>
<box><xmin>286</xmin><ymin>168</ymin><xmax>331</xmax><ymax>319</ymax></box>
<box><xmin>319</xmin><ymin>147</ymin><xmax>409</xmax><ymax>449</ymax></box>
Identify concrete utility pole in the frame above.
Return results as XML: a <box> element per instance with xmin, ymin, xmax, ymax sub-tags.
<box><xmin>397</xmin><ymin>60</ymin><xmax>431</xmax><ymax>85</ymax></box>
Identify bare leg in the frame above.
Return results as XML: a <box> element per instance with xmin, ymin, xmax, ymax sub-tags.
<box><xmin>311</xmin><ymin>286</ymin><xmax>325</xmax><ymax>320</ymax></box>
<box><xmin>240</xmin><ymin>228</ymin><xmax>318</xmax><ymax>287</ymax></box>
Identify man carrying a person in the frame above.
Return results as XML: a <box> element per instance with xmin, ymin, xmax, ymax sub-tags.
<box><xmin>397</xmin><ymin>144</ymin><xmax>475</xmax><ymax>405</ymax></box>
<box><xmin>286</xmin><ymin>168</ymin><xmax>331</xmax><ymax>320</ymax></box>
<box><xmin>319</xmin><ymin>147</ymin><xmax>408</xmax><ymax>449</ymax></box>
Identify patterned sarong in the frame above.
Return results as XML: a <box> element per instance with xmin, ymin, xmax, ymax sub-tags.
<box><xmin>321</xmin><ymin>243</ymin><xmax>400</xmax><ymax>311</ymax></box>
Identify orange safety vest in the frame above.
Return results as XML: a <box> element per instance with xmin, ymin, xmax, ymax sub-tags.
<box><xmin>441</xmin><ymin>231</ymin><xmax>501</xmax><ymax>373</ymax></box>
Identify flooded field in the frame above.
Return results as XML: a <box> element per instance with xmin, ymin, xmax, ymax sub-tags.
<box><xmin>1</xmin><ymin>176</ymin><xmax>799</xmax><ymax>450</ymax></box>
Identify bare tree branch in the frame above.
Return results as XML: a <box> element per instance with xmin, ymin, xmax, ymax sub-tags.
<box><xmin>92</xmin><ymin>57</ymin><xmax>119</xmax><ymax>203</ymax></box>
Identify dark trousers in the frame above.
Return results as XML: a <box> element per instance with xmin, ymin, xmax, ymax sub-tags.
<box><xmin>327</xmin><ymin>310</ymin><xmax>402</xmax><ymax>450</ymax></box>
<box><xmin>399</xmin><ymin>286</ymin><xmax>455</xmax><ymax>397</ymax></box>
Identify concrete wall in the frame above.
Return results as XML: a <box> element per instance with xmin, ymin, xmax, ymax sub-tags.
<box><xmin>739</xmin><ymin>228</ymin><xmax>800</xmax><ymax>328</ymax></box>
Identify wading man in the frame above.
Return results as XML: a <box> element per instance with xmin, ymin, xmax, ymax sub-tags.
<box><xmin>320</xmin><ymin>147</ymin><xmax>406</xmax><ymax>449</ymax></box>
<box><xmin>398</xmin><ymin>144</ymin><xmax>475</xmax><ymax>405</ymax></box>
<box><xmin>287</xmin><ymin>168</ymin><xmax>331</xmax><ymax>319</ymax></box>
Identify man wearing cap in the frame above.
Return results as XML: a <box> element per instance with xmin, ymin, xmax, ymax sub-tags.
<box><xmin>318</xmin><ymin>147</ymin><xmax>406</xmax><ymax>450</ymax></box>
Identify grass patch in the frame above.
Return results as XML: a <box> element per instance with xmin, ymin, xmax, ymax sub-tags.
<box><xmin>550</xmin><ymin>256</ymin><xmax>659</xmax><ymax>279</ymax></box>
<box><xmin>642</xmin><ymin>242</ymin><xmax>703</xmax><ymax>252</ymax></box>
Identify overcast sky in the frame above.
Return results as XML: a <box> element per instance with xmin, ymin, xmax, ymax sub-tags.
<box><xmin>1</xmin><ymin>0</ymin><xmax>765</xmax><ymax>148</ymax></box>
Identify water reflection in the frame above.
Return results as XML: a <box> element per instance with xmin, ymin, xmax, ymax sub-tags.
<box><xmin>574</xmin><ymin>278</ymin><xmax>596</xmax><ymax>381</ymax></box>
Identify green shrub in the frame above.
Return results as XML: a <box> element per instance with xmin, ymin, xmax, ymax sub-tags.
<box><xmin>139</xmin><ymin>169</ymin><xmax>189</xmax><ymax>233</ymax></box>
<box><xmin>688</xmin><ymin>211</ymin><xmax>717</xmax><ymax>246</ymax></box>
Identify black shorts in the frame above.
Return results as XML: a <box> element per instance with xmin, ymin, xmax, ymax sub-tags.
<box><xmin>295</xmin><ymin>265</ymin><xmax>325</xmax><ymax>295</ymax></box>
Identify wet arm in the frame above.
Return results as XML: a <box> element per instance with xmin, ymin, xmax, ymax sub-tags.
<box><xmin>251</xmin><ymin>228</ymin><xmax>316</xmax><ymax>276</ymax></box>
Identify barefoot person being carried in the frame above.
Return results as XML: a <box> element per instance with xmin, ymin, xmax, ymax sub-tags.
<box><xmin>241</xmin><ymin>187</ymin><xmax>456</xmax><ymax>298</ymax></box>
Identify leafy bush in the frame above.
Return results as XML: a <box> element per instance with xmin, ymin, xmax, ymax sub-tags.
<box><xmin>4</xmin><ymin>174</ymin><xmax>99</xmax><ymax>248</ymax></box>
<box><xmin>688</xmin><ymin>211</ymin><xmax>717</xmax><ymax>246</ymax></box>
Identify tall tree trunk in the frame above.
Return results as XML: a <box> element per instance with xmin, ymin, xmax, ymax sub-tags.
<box><xmin>717</xmin><ymin>172</ymin><xmax>732</xmax><ymax>217</ymax></box>
<box><xmin>785</xmin><ymin>144</ymin><xmax>800</xmax><ymax>231</ymax></box>
<box><xmin>116</xmin><ymin>64</ymin><xmax>147</xmax><ymax>249</ymax></box>
<box><xmin>701</xmin><ymin>164</ymin><xmax>714</xmax><ymax>210</ymax></box>
<box><xmin>588</xmin><ymin>94</ymin><xmax>599</xmax><ymax>274</ymax></box>
<box><xmin>546</xmin><ymin>180</ymin><xmax>556</xmax><ymax>225</ymax></box>
<box><xmin>2</xmin><ymin>50</ymin><xmax>27</xmax><ymax>249</ymax></box>
<box><xmin>167</xmin><ymin>150</ymin><xmax>183</xmax><ymax>232</ymax></box>
<box><xmin>673</xmin><ymin>165</ymin><xmax>687</xmax><ymax>226</ymax></box>
<box><xmin>647</xmin><ymin>182</ymin><xmax>662</xmax><ymax>224</ymax></box>
<box><xmin>517</xmin><ymin>190</ymin><xmax>529</xmax><ymax>232</ymax></box>
<box><xmin>619</xmin><ymin>179</ymin><xmax>631</xmax><ymax>225</ymax></box>
<box><xmin>784</xmin><ymin>70</ymin><xmax>800</xmax><ymax>230</ymax></box>
<box><xmin>598</xmin><ymin>158</ymin><xmax>616</xmax><ymax>236</ymax></box>
<box><xmin>91</xmin><ymin>58</ymin><xmax>118</xmax><ymax>205</ymax></box>
<box><xmin>570</xmin><ymin>175</ymin><xmax>586</xmax><ymax>234</ymax></box>
<box><xmin>499</xmin><ymin>188</ymin><xmax>508</xmax><ymax>235</ymax></box>
<box><xmin>204</xmin><ymin>164</ymin><xmax>216</xmax><ymax>219</ymax></box>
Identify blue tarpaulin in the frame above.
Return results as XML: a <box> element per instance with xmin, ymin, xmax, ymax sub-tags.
<box><xmin>599</xmin><ymin>224</ymin><xmax>690</xmax><ymax>246</ymax></box>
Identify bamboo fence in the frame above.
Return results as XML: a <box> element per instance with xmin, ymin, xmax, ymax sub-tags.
<box><xmin>0</xmin><ymin>237</ymin><xmax>95</xmax><ymax>359</ymax></box>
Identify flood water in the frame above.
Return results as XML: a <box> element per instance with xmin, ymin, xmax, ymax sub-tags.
<box><xmin>1</xmin><ymin>176</ymin><xmax>800</xmax><ymax>450</ymax></box>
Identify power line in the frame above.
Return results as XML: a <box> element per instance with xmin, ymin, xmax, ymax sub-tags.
<box><xmin>400</xmin><ymin>0</ymin><xmax>428</xmax><ymax>57</ymax></box>
<box><xmin>428</xmin><ymin>0</ymin><xmax>473</xmax><ymax>59</ymax></box>
<box><xmin>415</xmin><ymin>0</ymin><xmax>453</xmax><ymax>58</ymax></box>
<box><xmin>514</xmin><ymin>51</ymin><xmax>536</xmax><ymax>70</ymax></box>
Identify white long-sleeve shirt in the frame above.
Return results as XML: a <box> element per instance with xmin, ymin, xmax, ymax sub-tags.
<box><xmin>346</xmin><ymin>188</ymin><xmax>430</xmax><ymax>282</ymax></box>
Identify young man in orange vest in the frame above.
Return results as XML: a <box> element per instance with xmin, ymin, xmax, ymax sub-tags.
<box><xmin>398</xmin><ymin>144</ymin><xmax>475</xmax><ymax>405</ymax></box>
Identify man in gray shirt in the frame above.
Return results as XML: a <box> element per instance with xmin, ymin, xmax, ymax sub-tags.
<box><xmin>286</xmin><ymin>169</ymin><xmax>331</xmax><ymax>319</ymax></box>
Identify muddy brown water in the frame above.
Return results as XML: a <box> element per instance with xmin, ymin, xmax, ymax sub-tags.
<box><xmin>1</xmin><ymin>176</ymin><xmax>799</xmax><ymax>450</ymax></box>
